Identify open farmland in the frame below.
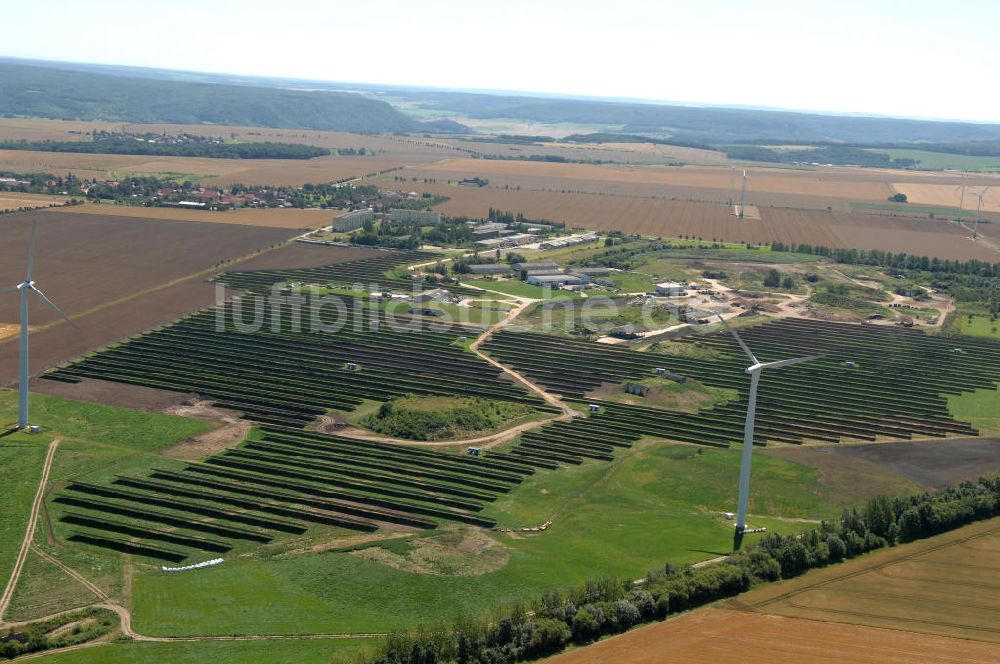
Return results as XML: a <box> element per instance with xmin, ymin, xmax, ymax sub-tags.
<box><xmin>546</xmin><ymin>605</ymin><xmax>1000</xmax><ymax>664</ymax></box>
<box><xmin>893</xmin><ymin>181</ymin><xmax>1000</xmax><ymax>214</ymax></box>
<box><xmin>0</xmin><ymin>210</ymin><xmax>378</xmax><ymax>385</ymax></box>
<box><xmin>734</xmin><ymin>517</ymin><xmax>1000</xmax><ymax>643</ymax></box>
<box><xmin>0</xmin><ymin>149</ymin><xmax>418</xmax><ymax>188</ymax></box>
<box><xmin>0</xmin><ymin>192</ymin><xmax>70</xmax><ymax>212</ymax></box>
<box><xmin>51</xmin><ymin>200</ymin><xmax>341</xmax><ymax>229</ymax></box>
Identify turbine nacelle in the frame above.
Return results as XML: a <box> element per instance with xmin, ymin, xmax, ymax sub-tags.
<box><xmin>715</xmin><ymin>314</ymin><xmax>819</xmax><ymax>549</ymax></box>
<box><xmin>2</xmin><ymin>222</ymin><xmax>78</xmax><ymax>430</ymax></box>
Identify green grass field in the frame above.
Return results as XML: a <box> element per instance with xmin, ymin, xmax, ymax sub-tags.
<box><xmin>0</xmin><ymin>389</ymin><xmax>215</xmax><ymax>619</ymax></box>
<box><xmin>948</xmin><ymin>386</ymin><xmax>1000</xmax><ymax>436</ymax></box>
<box><xmin>954</xmin><ymin>315</ymin><xmax>1000</xmax><ymax>339</ymax></box>
<box><xmin>850</xmin><ymin>201</ymin><xmax>968</xmax><ymax>217</ymax></box>
<box><xmin>466</xmin><ymin>279</ymin><xmax>579</xmax><ymax>299</ymax></box>
<box><xmin>32</xmin><ymin>638</ymin><xmax>373</xmax><ymax>664</ymax></box>
<box><xmin>0</xmin><ymin>438</ymin><xmax>47</xmax><ymax>590</ymax></box>
<box><xmin>130</xmin><ymin>440</ymin><xmax>854</xmax><ymax>637</ymax></box>
<box><xmin>874</xmin><ymin>148</ymin><xmax>1000</xmax><ymax>172</ymax></box>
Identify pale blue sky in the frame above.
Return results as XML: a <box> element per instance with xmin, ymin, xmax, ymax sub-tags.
<box><xmin>4</xmin><ymin>0</ymin><xmax>999</xmax><ymax>122</ymax></box>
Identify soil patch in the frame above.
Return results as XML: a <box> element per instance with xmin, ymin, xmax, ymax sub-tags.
<box><xmin>770</xmin><ymin>438</ymin><xmax>1000</xmax><ymax>491</ymax></box>
<box><xmin>351</xmin><ymin>529</ymin><xmax>509</xmax><ymax>576</ymax></box>
<box><xmin>32</xmin><ymin>376</ymin><xmax>192</xmax><ymax>412</ymax></box>
<box><xmin>161</xmin><ymin>400</ymin><xmax>249</xmax><ymax>460</ymax></box>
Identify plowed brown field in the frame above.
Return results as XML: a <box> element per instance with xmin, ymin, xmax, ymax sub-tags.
<box><xmin>51</xmin><ymin>201</ymin><xmax>337</xmax><ymax>229</ymax></box>
<box><xmin>0</xmin><ymin>210</ymin><xmax>377</xmax><ymax>384</ymax></box>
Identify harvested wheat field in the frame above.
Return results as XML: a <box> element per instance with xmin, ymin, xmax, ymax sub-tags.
<box><xmin>422</xmin><ymin>185</ymin><xmax>999</xmax><ymax>261</ymax></box>
<box><xmin>893</xmin><ymin>182</ymin><xmax>1000</xmax><ymax>214</ymax></box>
<box><xmin>546</xmin><ymin>607</ymin><xmax>1000</xmax><ymax>664</ymax></box>
<box><xmin>0</xmin><ymin>192</ymin><xmax>70</xmax><ymax>212</ymax></box>
<box><xmin>414</xmin><ymin>159</ymin><xmax>898</xmax><ymax>201</ymax></box>
<box><xmin>0</xmin><ymin>210</ymin><xmax>376</xmax><ymax>384</ymax></box>
<box><xmin>0</xmin><ymin>117</ymin><xmax>463</xmax><ymax>159</ymax></box>
<box><xmin>52</xmin><ymin>200</ymin><xmax>338</xmax><ymax>228</ymax></box>
<box><xmin>0</xmin><ymin>148</ymin><xmax>425</xmax><ymax>187</ymax></box>
<box><xmin>735</xmin><ymin>517</ymin><xmax>1000</xmax><ymax>643</ymax></box>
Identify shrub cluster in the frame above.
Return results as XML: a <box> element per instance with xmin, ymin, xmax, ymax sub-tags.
<box><xmin>0</xmin><ymin>608</ymin><xmax>117</xmax><ymax>659</ymax></box>
<box><xmin>363</xmin><ymin>475</ymin><xmax>1000</xmax><ymax>664</ymax></box>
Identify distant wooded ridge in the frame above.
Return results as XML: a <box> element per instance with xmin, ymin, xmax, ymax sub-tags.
<box><xmin>0</xmin><ymin>61</ymin><xmax>462</xmax><ymax>134</ymax></box>
<box><xmin>3</xmin><ymin>58</ymin><xmax>1000</xmax><ymax>150</ymax></box>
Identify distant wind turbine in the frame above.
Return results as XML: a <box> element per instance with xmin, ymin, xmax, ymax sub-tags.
<box><xmin>971</xmin><ymin>186</ymin><xmax>990</xmax><ymax>240</ymax></box>
<box><xmin>1</xmin><ymin>223</ymin><xmax>76</xmax><ymax>429</ymax></box>
<box><xmin>717</xmin><ymin>314</ymin><xmax>819</xmax><ymax>549</ymax></box>
<box><xmin>955</xmin><ymin>172</ymin><xmax>967</xmax><ymax>222</ymax></box>
<box><xmin>738</xmin><ymin>170</ymin><xmax>749</xmax><ymax>219</ymax></box>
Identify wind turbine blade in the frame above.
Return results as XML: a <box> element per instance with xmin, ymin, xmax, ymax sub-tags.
<box><xmin>717</xmin><ymin>314</ymin><xmax>758</xmax><ymax>365</ymax></box>
<box><xmin>758</xmin><ymin>355</ymin><xmax>820</xmax><ymax>371</ymax></box>
<box><xmin>26</xmin><ymin>222</ymin><xmax>37</xmax><ymax>281</ymax></box>
<box><xmin>0</xmin><ymin>284</ymin><xmax>18</xmax><ymax>294</ymax></box>
<box><xmin>29</xmin><ymin>287</ymin><xmax>77</xmax><ymax>329</ymax></box>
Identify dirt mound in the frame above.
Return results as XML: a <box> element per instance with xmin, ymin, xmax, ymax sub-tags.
<box><xmin>351</xmin><ymin>529</ymin><xmax>509</xmax><ymax>576</ymax></box>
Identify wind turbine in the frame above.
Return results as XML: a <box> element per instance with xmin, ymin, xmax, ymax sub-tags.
<box><xmin>717</xmin><ymin>314</ymin><xmax>818</xmax><ymax>549</ymax></box>
<box><xmin>955</xmin><ymin>172</ymin><xmax>967</xmax><ymax>222</ymax></box>
<box><xmin>2</xmin><ymin>223</ymin><xmax>76</xmax><ymax>430</ymax></box>
<box><xmin>738</xmin><ymin>170</ymin><xmax>749</xmax><ymax>219</ymax></box>
<box><xmin>971</xmin><ymin>186</ymin><xmax>990</xmax><ymax>239</ymax></box>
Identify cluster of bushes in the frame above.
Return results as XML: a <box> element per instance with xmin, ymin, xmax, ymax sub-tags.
<box><xmin>363</xmin><ymin>475</ymin><xmax>1000</xmax><ymax>664</ymax></box>
<box><xmin>362</xmin><ymin>396</ymin><xmax>533</xmax><ymax>441</ymax></box>
<box><xmin>0</xmin><ymin>608</ymin><xmax>117</xmax><ymax>659</ymax></box>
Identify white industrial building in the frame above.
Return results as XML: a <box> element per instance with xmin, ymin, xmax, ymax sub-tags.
<box><xmin>332</xmin><ymin>208</ymin><xmax>374</xmax><ymax>232</ymax></box>
<box><xmin>655</xmin><ymin>282</ymin><xmax>686</xmax><ymax>297</ymax></box>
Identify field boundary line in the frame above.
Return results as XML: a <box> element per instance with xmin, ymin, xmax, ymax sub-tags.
<box><xmin>0</xmin><ymin>236</ymin><xmax>299</xmax><ymax>349</ymax></box>
<box><xmin>744</xmin><ymin>519</ymin><xmax>1000</xmax><ymax>611</ymax></box>
<box><xmin>0</xmin><ymin>438</ymin><xmax>60</xmax><ymax>621</ymax></box>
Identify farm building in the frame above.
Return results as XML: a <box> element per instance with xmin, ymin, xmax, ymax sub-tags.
<box><xmin>332</xmin><ymin>208</ymin><xmax>374</xmax><ymax>232</ymax></box>
<box><xmin>389</xmin><ymin>208</ymin><xmax>442</xmax><ymax>224</ymax></box>
<box><xmin>514</xmin><ymin>261</ymin><xmax>559</xmax><ymax>271</ymax></box>
<box><xmin>655</xmin><ymin>282</ymin><xmax>686</xmax><ymax>297</ymax></box>
<box><xmin>526</xmin><ymin>274</ymin><xmax>583</xmax><ymax>286</ymax></box>
<box><xmin>524</xmin><ymin>268</ymin><xmax>565</xmax><ymax>277</ymax></box>
<box><xmin>609</xmin><ymin>324</ymin><xmax>643</xmax><ymax>339</ymax></box>
<box><xmin>468</xmin><ymin>263</ymin><xmax>511</xmax><ymax>275</ymax></box>
<box><xmin>539</xmin><ymin>233</ymin><xmax>599</xmax><ymax>249</ymax></box>
<box><xmin>470</xmin><ymin>222</ymin><xmax>509</xmax><ymax>241</ymax></box>
<box><xmin>570</xmin><ymin>267</ymin><xmax>613</xmax><ymax>276</ymax></box>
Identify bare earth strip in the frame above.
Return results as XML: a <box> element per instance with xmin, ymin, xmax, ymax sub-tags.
<box><xmin>545</xmin><ymin>607</ymin><xmax>1000</xmax><ymax>664</ymax></box>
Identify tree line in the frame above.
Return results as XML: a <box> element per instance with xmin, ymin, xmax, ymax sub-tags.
<box><xmin>0</xmin><ymin>139</ymin><xmax>329</xmax><ymax>160</ymax></box>
<box><xmin>361</xmin><ymin>473</ymin><xmax>1000</xmax><ymax>664</ymax></box>
<box><xmin>769</xmin><ymin>242</ymin><xmax>999</xmax><ymax>313</ymax></box>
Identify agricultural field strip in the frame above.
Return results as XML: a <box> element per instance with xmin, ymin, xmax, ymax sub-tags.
<box><xmin>480</xmin><ymin>318</ymin><xmax>999</xmax><ymax>451</ymax></box>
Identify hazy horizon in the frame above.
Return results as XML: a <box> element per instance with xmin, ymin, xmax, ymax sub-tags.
<box><xmin>4</xmin><ymin>0</ymin><xmax>1000</xmax><ymax>124</ymax></box>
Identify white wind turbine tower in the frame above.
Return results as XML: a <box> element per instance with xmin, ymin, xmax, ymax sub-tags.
<box><xmin>738</xmin><ymin>170</ymin><xmax>749</xmax><ymax>219</ymax></box>
<box><xmin>2</xmin><ymin>223</ymin><xmax>76</xmax><ymax>430</ymax></box>
<box><xmin>717</xmin><ymin>314</ymin><xmax>818</xmax><ymax>548</ymax></box>
<box><xmin>971</xmin><ymin>186</ymin><xmax>990</xmax><ymax>240</ymax></box>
